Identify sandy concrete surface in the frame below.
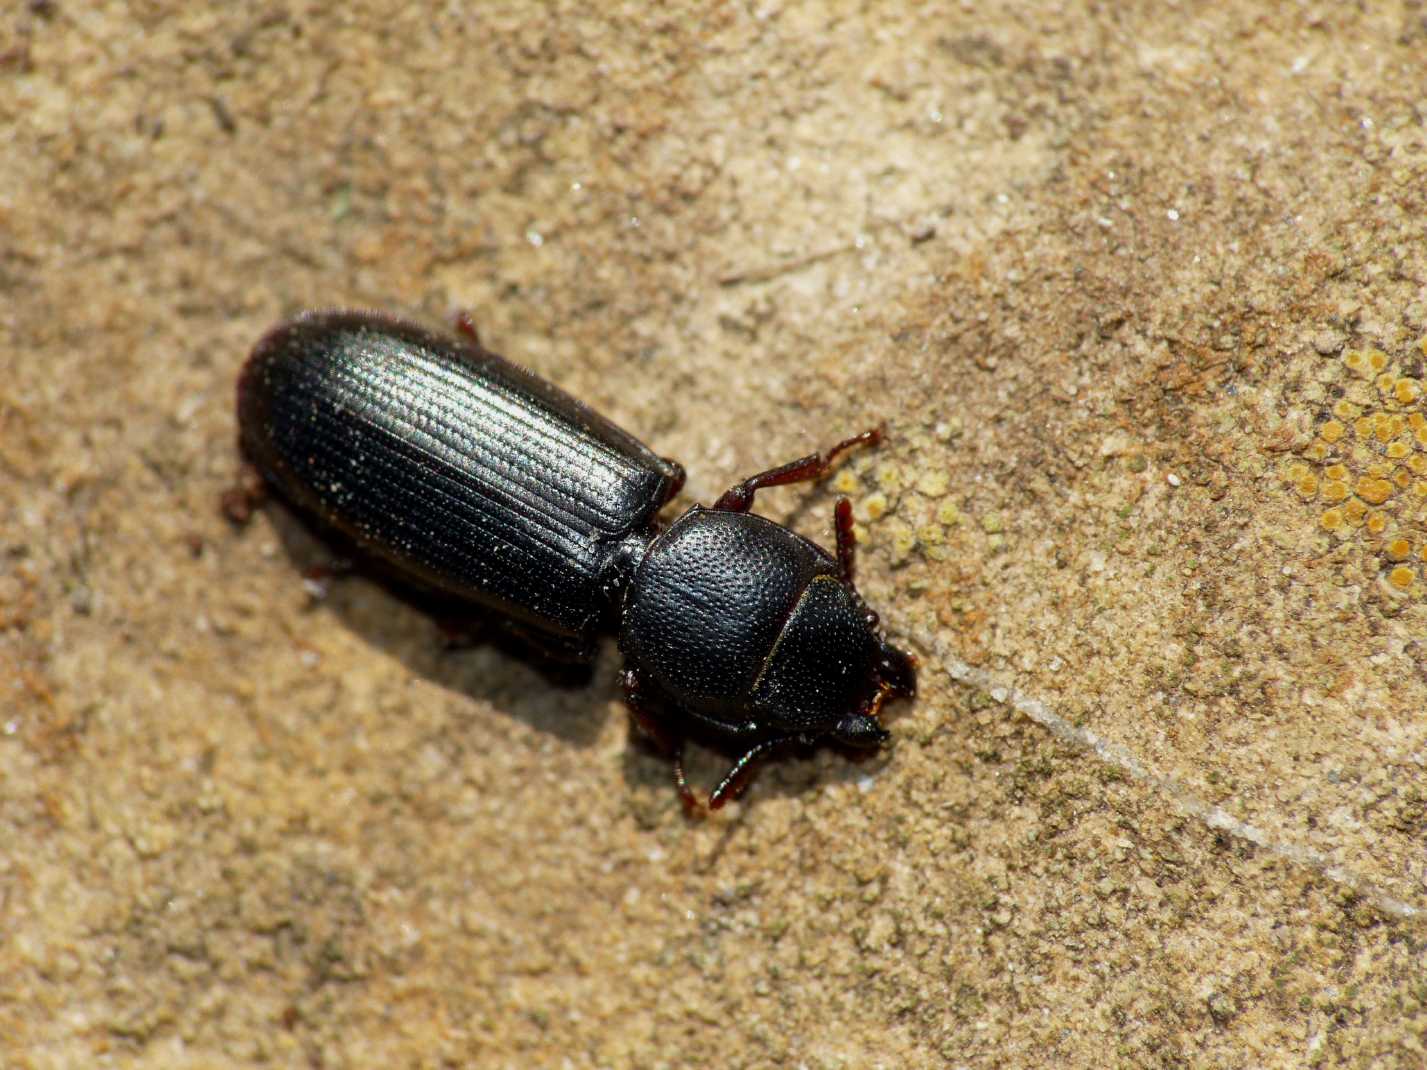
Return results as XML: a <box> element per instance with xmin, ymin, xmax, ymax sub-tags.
<box><xmin>4</xmin><ymin>2</ymin><xmax>1426</xmax><ymax>1067</ymax></box>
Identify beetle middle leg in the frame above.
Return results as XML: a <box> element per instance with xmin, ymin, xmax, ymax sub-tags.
<box><xmin>623</xmin><ymin>670</ymin><xmax>700</xmax><ymax>815</ymax></box>
<box><xmin>713</xmin><ymin>428</ymin><xmax>882</xmax><ymax>513</ymax></box>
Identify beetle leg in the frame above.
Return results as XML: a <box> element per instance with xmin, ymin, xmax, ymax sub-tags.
<box><xmin>833</xmin><ymin>497</ymin><xmax>857</xmax><ymax>583</ymax></box>
<box><xmin>713</xmin><ymin>428</ymin><xmax>882</xmax><ymax>513</ymax></box>
<box><xmin>671</xmin><ymin>748</ymin><xmax>696</xmax><ymax>817</ymax></box>
<box><xmin>299</xmin><ymin>555</ymin><xmax>355</xmax><ymax>603</ymax></box>
<box><xmin>434</xmin><ymin>615</ymin><xmax>485</xmax><ymax>650</ymax></box>
<box><xmin>220</xmin><ymin>461</ymin><xmax>268</xmax><ymax>526</ymax></box>
<box><xmin>451</xmin><ymin>311</ymin><xmax>483</xmax><ymax>348</ymax></box>
<box><xmin>708</xmin><ymin>738</ymin><xmax>786</xmax><ymax>810</ymax></box>
<box><xmin>623</xmin><ymin>670</ymin><xmax>701</xmax><ymax>815</ymax></box>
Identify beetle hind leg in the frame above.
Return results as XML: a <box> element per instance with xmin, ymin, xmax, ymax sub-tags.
<box><xmin>451</xmin><ymin>310</ymin><xmax>483</xmax><ymax>348</ymax></box>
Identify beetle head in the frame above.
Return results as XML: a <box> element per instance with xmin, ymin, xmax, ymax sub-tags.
<box><xmin>874</xmin><ymin>636</ymin><xmax>918</xmax><ymax>702</ymax></box>
<box><xmin>750</xmin><ymin>574</ymin><xmax>918</xmax><ymax>739</ymax></box>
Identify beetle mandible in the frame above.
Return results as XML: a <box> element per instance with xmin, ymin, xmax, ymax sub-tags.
<box><xmin>234</xmin><ymin>310</ymin><xmax>916</xmax><ymax>811</ymax></box>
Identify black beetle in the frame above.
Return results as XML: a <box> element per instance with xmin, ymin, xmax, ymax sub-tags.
<box><xmin>234</xmin><ymin>310</ymin><xmax>916</xmax><ymax>810</ymax></box>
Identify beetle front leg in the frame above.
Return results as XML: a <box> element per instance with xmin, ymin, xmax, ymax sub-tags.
<box><xmin>623</xmin><ymin>670</ymin><xmax>700</xmax><ymax>816</ymax></box>
<box><xmin>833</xmin><ymin>497</ymin><xmax>858</xmax><ymax>584</ymax></box>
<box><xmin>713</xmin><ymin>428</ymin><xmax>882</xmax><ymax>513</ymax></box>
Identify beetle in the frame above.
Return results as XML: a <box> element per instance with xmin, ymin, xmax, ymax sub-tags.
<box><xmin>234</xmin><ymin>309</ymin><xmax>916</xmax><ymax>811</ymax></box>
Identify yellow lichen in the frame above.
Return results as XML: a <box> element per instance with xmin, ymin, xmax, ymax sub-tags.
<box><xmin>876</xmin><ymin>464</ymin><xmax>904</xmax><ymax>495</ymax></box>
<box><xmin>915</xmin><ymin>470</ymin><xmax>949</xmax><ymax>498</ymax></box>
<box><xmin>917</xmin><ymin>524</ymin><xmax>946</xmax><ymax>560</ymax></box>
<box><xmin>890</xmin><ymin>523</ymin><xmax>917</xmax><ymax>560</ymax></box>
<box><xmin>1388</xmin><ymin>565</ymin><xmax>1415</xmax><ymax>591</ymax></box>
<box><xmin>1291</xmin><ymin>337</ymin><xmax>1427</xmax><ymax>594</ymax></box>
<box><xmin>832</xmin><ymin>469</ymin><xmax>861</xmax><ymax>496</ymax></box>
<box><xmin>1321</xmin><ymin>479</ymin><xmax>1351</xmax><ymax>503</ymax></box>
<box><xmin>1386</xmin><ymin>537</ymin><xmax>1413</xmax><ymax>561</ymax></box>
<box><xmin>1356</xmin><ymin>477</ymin><xmax>1395</xmax><ymax>505</ymax></box>
<box><xmin>861</xmin><ymin>492</ymin><xmax>889</xmax><ymax>521</ymax></box>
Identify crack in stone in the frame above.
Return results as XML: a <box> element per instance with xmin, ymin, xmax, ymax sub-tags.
<box><xmin>933</xmin><ymin>640</ymin><xmax>1423</xmax><ymax>922</ymax></box>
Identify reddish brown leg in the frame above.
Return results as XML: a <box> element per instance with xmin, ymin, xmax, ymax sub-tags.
<box><xmin>833</xmin><ymin>497</ymin><xmax>857</xmax><ymax>584</ymax></box>
<box><xmin>453</xmin><ymin>311</ymin><xmax>482</xmax><ymax>347</ymax></box>
<box><xmin>433</xmin><ymin>616</ymin><xmax>485</xmax><ymax>650</ymax></box>
<box><xmin>623</xmin><ymin>670</ymin><xmax>700</xmax><ymax>816</ymax></box>
<box><xmin>713</xmin><ymin>428</ymin><xmax>882</xmax><ymax>513</ymax></box>
<box><xmin>299</xmin><ymin>555</ymin><xmax>355</xmax><ymax>603</ymax></box>
<box><xmin>220</xmin><ymin>462</ymin><xmax>267</xmax><ymax>526</ymax></box>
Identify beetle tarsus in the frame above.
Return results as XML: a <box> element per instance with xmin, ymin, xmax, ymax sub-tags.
<box><xmin>713</xmin><ymin>428</ymin><xmax>882</xmax><ymax>513</ymax></box>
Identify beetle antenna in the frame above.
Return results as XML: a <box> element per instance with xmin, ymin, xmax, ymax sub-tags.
<box><xmin>709</xmin><ymin>738</ymin><xmax>786</xmax><ymax>810</ymax></box>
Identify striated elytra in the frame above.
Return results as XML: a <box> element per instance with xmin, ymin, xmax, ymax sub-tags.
<box><xmin>236</xmin><ymin>310</ymin><xmax>916</xmax><ymax>811</ymax></box>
